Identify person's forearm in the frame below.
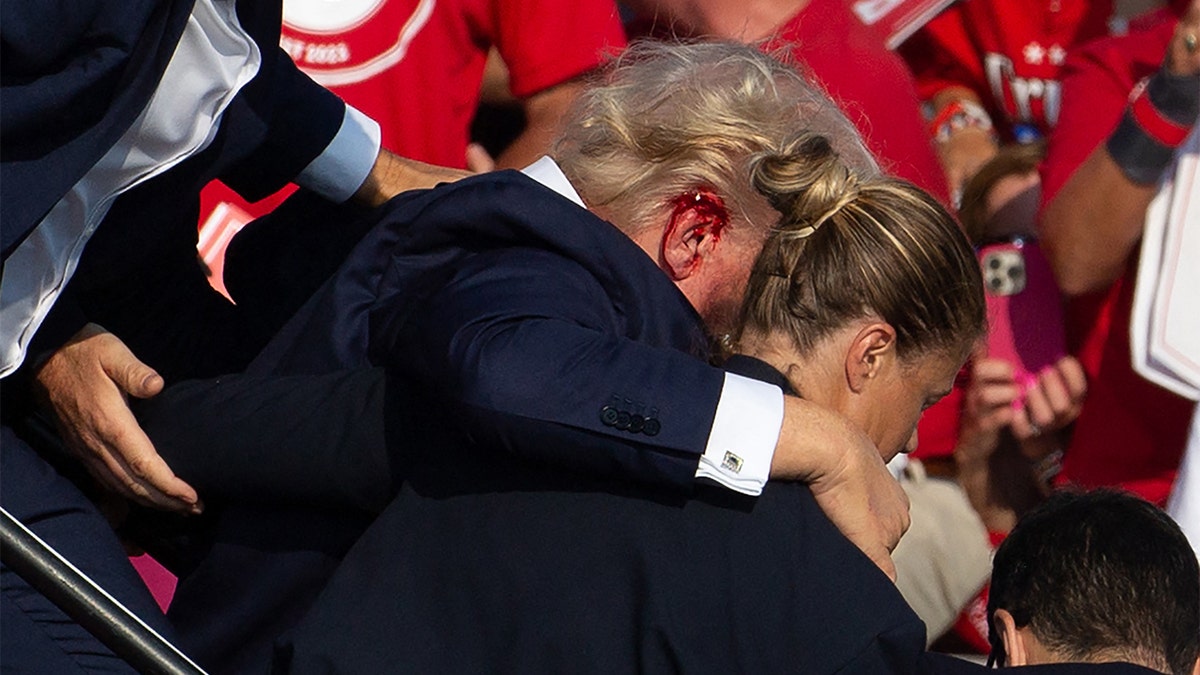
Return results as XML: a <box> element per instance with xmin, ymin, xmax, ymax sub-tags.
<box><xmin>351</xmin><ymin>148</ymin><xmax>469</xmax><ymax>207</ymax></box>
<box><xmin>1044</xmin><ymin>8</ymin><xmax>1200</xmax><ymax>296</ymax></box>
<box><xmin>1040</xmin><ymin>146</ymin><xmax>1157</xmax><ymax>296</ymax></box>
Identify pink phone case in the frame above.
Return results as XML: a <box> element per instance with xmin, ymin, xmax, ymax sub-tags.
<box><xmin>978</xmin><ymin>239</ymin><xmax>1066</xmax><ymax>391</ymax></box>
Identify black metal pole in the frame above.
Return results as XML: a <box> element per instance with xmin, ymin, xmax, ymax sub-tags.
<box><xmin>0</xmin><ymin>506</ymin><xmax>206</xmax><ymax>675</ymax></box>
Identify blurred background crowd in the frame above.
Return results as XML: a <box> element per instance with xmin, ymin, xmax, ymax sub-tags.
<box><xmin>3</xmin><ymin>0</ymin><xmax>1199</xmax><ymax>670</ymax></box>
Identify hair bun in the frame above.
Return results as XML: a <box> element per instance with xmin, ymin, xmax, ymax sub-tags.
<box><xmin>751</xmin><ymin>132</ymin><xmax>860</xmax><ymax>239</ymax></box>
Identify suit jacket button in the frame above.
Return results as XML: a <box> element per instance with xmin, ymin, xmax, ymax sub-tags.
<box><xmin>615</xmin><ymin>411</ymin><xmax>632</xmax><ymax>430</ymax></box>
<box><xmin>628</xmin><ymin>414</ymin><xmax>645</xmax><ymax>433</ymax></box>
<box><xmin>642</xmin><ymin>418</ymin><xmax>661</xmax><ymax>436</ymax></box>
<box><xmin>600</xmin><ymin>406</ymin><xmax>619</xmax><ymax>426</ymax></box>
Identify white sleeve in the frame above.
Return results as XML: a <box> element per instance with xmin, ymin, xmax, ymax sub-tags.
<box><xmin>295</xmin><ymin>104</ymin><xmax>382</xmax><ymax>203</ymax></box>
<box><xmin>694</xmin><ymin>372</ymin><xmax>784</xmax><ymax>496</ymax></box>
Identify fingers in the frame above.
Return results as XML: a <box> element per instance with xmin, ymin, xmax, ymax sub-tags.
<box><xmin>971</xmin><ymin>357</ymin><xmax>1015</xmax><ymax>382</ymax></box>
<box><xmin>1018</xmin><ymin>381</ymin><xmax>1054</xmax><ymax>435</ymax></box>
<box><xmin>962</xmin><ymin>358</ymin><xmax>1020</xmax><ymax>438</ymax></box>
<box><xmin>1013</xmin><ymin>357</ymin><xmax>1089</xmax><ymax>439</ymax></box>
<box><xmin>871</xmin><ymin>475</ymin><xmax>909</xmax><ymax>582</ymax></box>
<box><xmin>102</xmin><ymin>349</ymin><xmax>164</xmax><ymax>400</ymax></box>
<box><xmin>1057</xmin><ymin>355</ymin><xmax>1088</xmax><ymax>403</ymax></box>
<box><xmin>871</xmin><ymin>547</ymin><xmax>899</xmax><ymax>583</ymax></box>
<box><xmin>1009</xmin><ymin>400</ymin><xmax>1040</xmax><ymax>441</ymax></box>
<box><xmin>34</xmin><ymin>324</ymin><xmax>202</xmax><ymax>514</ymax></box>
<box><xmin>80</xmin><ymin>402</ymin><xmax>202</xmax><ymax>514</ymax></box>
<box><xmin>465</xmin><ymin>142</ymin><xmax>497</xmax><ymax>174</ymax></box>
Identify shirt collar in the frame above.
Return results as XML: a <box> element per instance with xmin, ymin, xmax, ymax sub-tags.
<box><xmin>521</xmin><ymin>156</ymin><xmax>586</xmax><ymax>209</ymax></box>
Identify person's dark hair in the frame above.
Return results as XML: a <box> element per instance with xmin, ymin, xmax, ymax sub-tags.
<box><xmin>988</xmin><ymin>489</ymin><xmax>1200</xmax><ymax>674</ymax></box>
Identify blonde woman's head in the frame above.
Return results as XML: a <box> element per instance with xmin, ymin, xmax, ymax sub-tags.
<box><xmin>738</xmin><ymin>136</ymin><xmax>986</xmax><ymax>457</ymax></box>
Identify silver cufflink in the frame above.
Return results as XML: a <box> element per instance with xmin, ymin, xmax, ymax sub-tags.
<box><xmin>721</xmin><ymin>451</ymin><xmax>744</xmax><ymax>474</ymax></box>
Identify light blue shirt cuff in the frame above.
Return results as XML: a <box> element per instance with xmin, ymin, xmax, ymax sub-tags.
<box><xmin>694</xmin><ymin>372</ymin><xmax>784</xmax><ymax>496</ymax></box>
<box><xmin>296</xmin><ymin>104</ymin><xmax>382</xmax><ymax>203</ymax></box>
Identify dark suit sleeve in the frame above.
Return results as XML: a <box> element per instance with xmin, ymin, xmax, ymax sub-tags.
<box><xmin>136</xmin><ymin>368</ymin><xmax>397</xmax><ymax>514</ymax></box>
<box><xmin>378</xmin><ymin>247</ymin><xmax>725</xmax><ymax>490</ymax></box>
<box><xmin>217</xmin><ymin>46</ymin><xmax>349</xmax><ymax>202</ymax></box>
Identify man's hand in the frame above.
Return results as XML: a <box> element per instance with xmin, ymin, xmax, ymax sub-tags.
<box><xmin>770</xmin><ymin>397</ymin><xmax>910</xmax><ymax>581</ymax></box>
<box><xmin>33</xmin><ymin>324</ymin><xmax>201</xmax><ymax>514</ymax></box>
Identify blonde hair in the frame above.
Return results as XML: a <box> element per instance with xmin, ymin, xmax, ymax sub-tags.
<box><xmin>740</xmin><ymin>135</ymin><xmax>986</xmax><ymax>362</ymax></box>
<box><xmin>553</xmin><ymin>40</ymin><xmax>876</xmax><ymax>238</ymax></box>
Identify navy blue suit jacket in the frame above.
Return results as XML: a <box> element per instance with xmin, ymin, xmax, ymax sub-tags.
<box><xmin>162</xmin><ymin>171</ymin><xmax>732</xmax><ymax>670</ymax></box>
<box><xmin>1</xmin><ymin>0</ymin><xmax>348</xmax><ymax>381</ymax></box>
<box><xmin>253</xmin><ymin>170</ymin><xmax>728</xmax><ymax>488</ymax></box>
<box><xmin>273</xmin><ymin>356</ymin><xmax>938</xmax><ymax>674</ymax></box>
<box><xmin>275</xmin><ymin>356</ymin><xmax>1164</xmax><ymax>675</ymax></box>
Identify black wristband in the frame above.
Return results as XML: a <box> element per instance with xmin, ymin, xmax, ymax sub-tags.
<box><xmin>1106</xmin><ymin>112</ymin><xmax>1179</xmax><ymax>184</ymax></box>
<box><xmin>1146</xmin><ymin>68</ymin><xmax>1200</xmax><ymax>127</ymax></box>
<box><xmin>1106</xmin><ymin>69</ymin><xmax>1200</xmax><ymax>185</ymax></box>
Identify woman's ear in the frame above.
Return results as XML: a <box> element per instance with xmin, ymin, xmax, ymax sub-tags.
<box><xmin>659</xmin><ymin>189</ymin><xmax>729</xmax><ymax>281</ymax></box>
<box><xmin>843</xmin><ymin>321</ymin><xmax>897</xmax><ymax>393</ymax></box>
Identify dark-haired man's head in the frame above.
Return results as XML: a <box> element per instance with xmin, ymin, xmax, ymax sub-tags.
<box><xmin>987</xmin><ymin>489</ymin><xmax>1200</xmax><ymax>674</ymax></box>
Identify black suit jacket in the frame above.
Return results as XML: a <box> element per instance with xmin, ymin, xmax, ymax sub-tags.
<box><xmin>275</xmin><ymin>356</ymin><xmax>1166</xmax><ymax>675</ymax></box>
<box><xmin>273</xmin><ymin>356</ymin><xmax>936</xmax><ymax>673</ymax></box>
<box><xmin>159</xmin><ymin>171</ymin><xmax>734</xmax><ymax>670</ymax></box>
<box><xmin>2</xmin><ymin>0</ymin><xmax>349</xmax><ymax>381</ymax></box>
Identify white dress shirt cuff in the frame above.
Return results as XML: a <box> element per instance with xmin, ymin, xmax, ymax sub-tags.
<box><xmin>295</xmin><ymin>104</ymin><xmax>382</xmax><ymax>204</ymax></box>
<box><xmin>694</xmin><ymin>372</ymin><xmax>783</xmax><ymax>496</ymax></box>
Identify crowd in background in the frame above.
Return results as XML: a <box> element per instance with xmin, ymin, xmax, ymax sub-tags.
<box><xmin>2</xmin><ymin>0</ymin><xmax>1199</xmax><ymax>671</ymax></box>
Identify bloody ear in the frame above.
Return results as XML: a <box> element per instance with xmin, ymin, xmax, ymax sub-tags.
<box><xmin>660</xmin><ymin>188</ymin><xmax>730</xmax><ymax>280</ymax></box>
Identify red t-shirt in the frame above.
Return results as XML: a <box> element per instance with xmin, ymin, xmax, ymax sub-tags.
<box><xmin>198</xmin><ymin>0</ymin><xmax>625</xmax><ymax>291</ymax></box>
<box><xmin>277</xmin><ymin>0</ymin><xmax>625</xmax><ymax>169</ymax></box>
<box><xmin>762</xmin><ymin>0</ymin><xmax>950</xmax><ymax>204</ymax></box>
<box><xmin>1039</xmin><ymin>10</ymin><xmax>1195</xmax><ymax>505</ymax></box>
<box><xmin>900</xmin><ymin>0</ymin><xmax>1112</xmax><ymax>140</ymax></box>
